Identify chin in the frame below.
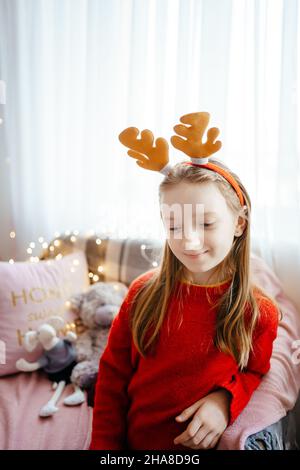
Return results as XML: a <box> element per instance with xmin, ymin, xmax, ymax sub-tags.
<box><xmin>181</xmin><ymin>261</ymin><xmax>205</xmax><ymax>272</ymax></box>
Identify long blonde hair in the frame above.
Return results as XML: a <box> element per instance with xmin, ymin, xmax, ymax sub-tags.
<box><xmin>129</xmin><ymin>158</ymin><xmax>282</xmax><ymax>369</ymax></box>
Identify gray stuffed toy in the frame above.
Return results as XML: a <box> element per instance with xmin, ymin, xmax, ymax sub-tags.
<box><xmin>67</xmin><ymin>281</ymin><xmax>128</xmax><ymax>391</ymax></box>
<box><xmin>16</xmin><ymin>315</ymin><xmax>85</xmax><ymax>417</ymax></box>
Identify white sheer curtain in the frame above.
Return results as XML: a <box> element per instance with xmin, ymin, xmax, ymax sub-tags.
<box><xmin>0</xmin><ymin>0</ymin><xmax>299</xmax><ymax>267</ymax></box>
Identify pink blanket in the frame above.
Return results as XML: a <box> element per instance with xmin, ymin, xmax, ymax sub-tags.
<box><xmin>217</xmin><ymin>254</ymin><xmax>300</xmax><ymax>449</ymax></box>
<box><xmin>0</xmin><ymin>371</ymin><xmax>92</xmax><ymax>450</ymax></box>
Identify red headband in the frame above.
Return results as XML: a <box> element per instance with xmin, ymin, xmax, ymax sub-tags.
<box><xmin>182</xmin><ymin>161</ymin><xmax>245</xmax><ymax>207</ymax></box>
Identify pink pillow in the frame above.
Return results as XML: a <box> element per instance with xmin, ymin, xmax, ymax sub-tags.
<box><xmin>0</xmin><ymin>251</ymin><xmax>90</xmax><ymax>376</ymax></box>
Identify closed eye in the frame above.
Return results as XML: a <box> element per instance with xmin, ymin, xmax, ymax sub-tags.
<box><xmin>169</xmin><ymin>223</ymin><xmax>214</xmax><ymax>231</ymax></box>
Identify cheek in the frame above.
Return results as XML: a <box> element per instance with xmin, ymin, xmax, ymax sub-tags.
<box><xmin>210</xmin><ymin>228</ymin><xmax>235</xmax><ymax>253</ymax></box>
<box><xmin>203</xmin><ymin>229</ymin><xmax>229</xmax><ymax>255</ymax></box>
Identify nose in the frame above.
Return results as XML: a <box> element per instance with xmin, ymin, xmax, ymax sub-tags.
<box><xmin>184</xmin><ymin>239</ymin><xmax>203</xmax><ymax>251</ymax></box>
<box><xmin>183</xmin><ymin>228</ymin><xmax>204</xmax><ymax>251</ymax></box>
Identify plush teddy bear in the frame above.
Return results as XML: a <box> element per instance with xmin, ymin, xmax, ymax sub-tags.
<box><xmin>67</xmin><ymin>281</ymin><xmax>128</xmax><ymax>395</ymax></box>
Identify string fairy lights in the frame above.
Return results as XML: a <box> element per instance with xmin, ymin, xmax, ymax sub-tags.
<box><xmin>4</xmin><ymin>229</ymin><xmax>161</xmax><ymax>283</ymax></box>
<box><xmin>140</xmin><ymin>244</ymin><xmax>159</xmax><ymax>268</ymax></box>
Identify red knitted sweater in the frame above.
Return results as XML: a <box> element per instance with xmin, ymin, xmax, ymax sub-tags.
<box><xmin>89</xmin><ymin>270</ymin><xmax>279</xmax><ymax>450</ymax></box>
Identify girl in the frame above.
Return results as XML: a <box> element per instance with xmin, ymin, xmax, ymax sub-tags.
<box><xmin>89</xmin><ymin>117</ymin><xmax>281</xmax><ymax>451</ymax></box>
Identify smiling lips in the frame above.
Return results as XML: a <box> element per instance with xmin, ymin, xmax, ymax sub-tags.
<box><xmin>184</xmin><ymin>251</ymin><xmax>208</xmax><ymax>258</ymax></box>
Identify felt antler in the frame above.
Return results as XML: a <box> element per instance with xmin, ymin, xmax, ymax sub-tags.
<box><xmin>118</xmin><ymin>127</ymin><xmax>172</xmax><ymax>175</ymax></box>
<box><xmin>171</xmin><ymin>112</ymin><xmax>222</xmax><ymax>162</ymax></box>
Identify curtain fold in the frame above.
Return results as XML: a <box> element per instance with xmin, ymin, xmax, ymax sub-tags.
<box><xmin>0</xmin><ymin>0</ymin><xmax>299</xmax><ymax>271</ymax></box>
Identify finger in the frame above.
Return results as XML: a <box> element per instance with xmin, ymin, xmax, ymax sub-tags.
<box><xmin>174</xmin><ymin>415</ymin><xmax>203</xmax><ymax>445</ymax></box>
<box><xmin>175</xmin><ymin>400</ymin><xmax>202</xmax><ymax>422</ymax></box>
<box><xmin>127</xmin><ymin>149</ymin><xmax>148</xmax><ymax>164</ymax></box>
<box><xmin>208</xmin><ymin>433</ymin><xmax>221</xmax><ymax>450</ymax></box>
<box><xmin>178</xmin><ymin>426</ymin><xmax>209</xmax><ymax>449</ymax></box>
<box><xmin>197</xmin><ymin>431</ymin><xmax>216</xmax><ymax>450</ymax></box>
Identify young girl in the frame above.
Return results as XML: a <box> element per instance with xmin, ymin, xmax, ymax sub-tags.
<box><xmin>89</xmin><ymin>114</ymin><xmax>281</xmax><ymax>451</ymax></box>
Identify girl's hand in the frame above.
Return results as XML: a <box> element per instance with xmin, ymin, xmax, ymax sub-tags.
<box><xmin>173</xmin><ymin>389</ymin><xmax>231</xmax><ymax>449</ymax></box>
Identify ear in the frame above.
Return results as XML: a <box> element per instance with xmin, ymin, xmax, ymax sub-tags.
<box><xmin>23</xmin><ymin>331</ymin><xmax>39</xmax><ymax>352</ymax></box>
<box><xmin>235</xmin><ymin>205</ymin><xmax>248</xmax><ymax>236</ymax></box>
<box><xmin>46</xmin><ymin>316</ymin><xmax>65</xmax><ymax>332</ymax></box>
<box><xmin>67</xmin><ymin>293</ymin><xmax>83</xmax><ymax>312</ymax></box>
<box><xmin>241</xmin><ymin>205</ymin><xmax>248</xmax><ymax>216</ymax></box>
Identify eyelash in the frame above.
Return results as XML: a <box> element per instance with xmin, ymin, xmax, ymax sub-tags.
<box><xmin>169</xmin><ymin>223</ymin><xmax>214</xmax><ymax>231</ymax></box>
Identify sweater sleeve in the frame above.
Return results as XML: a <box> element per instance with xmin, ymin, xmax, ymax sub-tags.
<box><xmin>215</xmin><ymin>297</ymin><xmax>280</xmax><ymax>427</ymax></box>
<box><xmin>89</xmin><ymin>271</ymin><xmax>154</xmax><ymax>450</ymax></box>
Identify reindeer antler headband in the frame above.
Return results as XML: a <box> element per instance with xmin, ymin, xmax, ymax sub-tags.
<box><xmin>118</xmin><ymin>112</ymin><xmax>245</xmax><ymax>207</ymax></box>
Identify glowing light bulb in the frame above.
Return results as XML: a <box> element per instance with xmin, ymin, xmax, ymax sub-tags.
<box><xmin>54</xmin><ymin>240</ymin><xmax>60</xmax><ymax>247</ymax></box>
<box><xmin>29</xmin><ymin>242</ymin><xmax>35</xmax><ymax>248</ymax></box>
<box><xmin>93</xmin><ymin>274</ymin><xmax>99</xmax><ymax>282</ymax></box>
<box><xmin>97</xmin><ymin>265</ymin><xmax>104</xmax><ymax>273</ymax></box>
<box><xmin>70</xmin><ymin>236</ymin><xmax>76</xmax><ymax>242</ymax></box>
<box><xmin>49</xmin><ymin>246</ymin><xmax>55</xmax><ymax>252</ymax></box>
<box><xmin>42</xmin><ymin>242</ymin><xmax>48</xmax><ymax>249</ymax></box>
<box><xmin>96</xmin><ymin>238</ymin><xmax>102</xmax><ymax>245</ymax></box>
<box><xmin>27</xmin><ymin>248</ymin><xmax>32</xmax><ymax>254</ymax></box>
<box><xmin>9</xmin><ymin>259</ymin><xmax>14</xmax><ymax>264</ymax></box>
<box><xmin>9</xmin><ymin>231</ymin><xmax>16</xmax><ymax>239</ymax></box>
<box><xmin>38</xmin><ymin>237</ymin><xmax>44</xmax><ymax>243</ymax></box>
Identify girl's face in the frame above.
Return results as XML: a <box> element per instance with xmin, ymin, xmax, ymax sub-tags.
<box><xmin>160</xmin><ymin>181</ymin><xmax>247</xmax><ymax>284</ymax></box>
